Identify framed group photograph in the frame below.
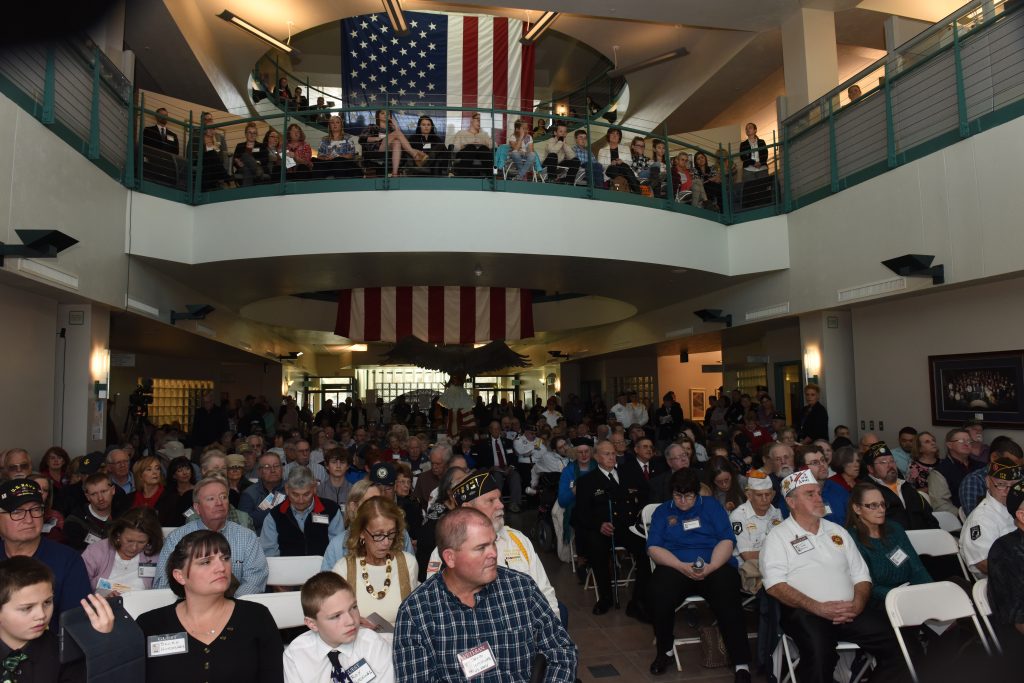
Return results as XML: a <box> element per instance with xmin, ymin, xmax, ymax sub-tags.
<box><xmin>689</xmin><ymin>388</ymin><xmax>707</xmax><ymax>421</ymax></box>
<box><xmin>928</xmin><ymin>350</ymin><xmax>1024</xmax><ymax>427</ymax></box>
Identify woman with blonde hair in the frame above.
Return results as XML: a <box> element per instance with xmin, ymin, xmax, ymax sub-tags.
<box><xmin>132</xmin><ymin>455</ymin><xmax>165</xmax><ymax>509</ymax></box>
<box><xmin>333</xmin><ymin>497</ymin><xmax>419</xmax><ymax>629</ymax></box>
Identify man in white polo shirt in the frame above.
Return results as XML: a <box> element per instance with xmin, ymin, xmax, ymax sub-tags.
<box><xmin>960</xmin><ymin>458</ymin><xmax>1021</xmax><ymax>579</ymax></box>
<box><xmin>760</xmin><ymin>470</ymin><xmax>907</xmax><ymax>683</ymax></box>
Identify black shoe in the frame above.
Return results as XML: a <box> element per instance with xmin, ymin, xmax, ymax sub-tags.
<box><xmin>650</xmin><ymin>653</ymin><xmax>671</xmax><ymax>675</ymax></box>
<box><xmin>592</xmin><ymin>601</ymin><xmax>610</xmax><ymax>616</ymax></box>
<box><xmin>575</xmin><ymin>565</ymin><xmax>588</xmax><ymax>584</ymax></box>
<box><xmin>734</xmin><ymin>669</ymin><xmax>751</xmax><ymax>683</ymax></box>
<box><xmin>625</xmin><ymin>600</ymin><xmax>651</xmax><ymax>623</ymax></box>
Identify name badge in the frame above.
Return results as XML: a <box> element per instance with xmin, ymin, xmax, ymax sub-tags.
<box><xmin>423</xmin><ymin>143</ymin><xmax>432</xmax><ymax>150</ymax></box>
<box><xmin>85</xmin><ymin>532</ymin><xmax>103</xmax><ymax>545</ymax></box>
<box><xmin>790</xmin><ymin>535</ymin><xmax>815</xmax><ymax>555</ymax></box>
<box><xmin>682</xmin><ymin>519</ymin><xmax>702</xmax><ymax>531</ymax></box>
<box><xmin>258</xmin><ymin>492</ymin><xmax>277</xmax><ymax>511</ymax></box>
<box><xmin>824</xmin><ymin>504</ymin><xmax>833</xmax><ymax>515</ymax></box>
<box><xmin>888</xmin><ymin>547</ymin><xmax>908</xmax><ymax>567</ymax></box>
<box><xmin>253</xmin><ymin>146</ymin><xmax>261</xmax><ymax>152</ymax></box>
<box><xmin>183</xmin><ymin>508</ymin><xmax>197</xmax><ymax>519</ymax></box>
<box><xmin>166</xmin><ymin>135</ymin><xmax>175</xmax><ymax>142</ymax></box>
<box><xmin>139</xmin><ymin>563</ymin><xmax>157</xmax><ymax>578</ymax></box>
<box><xmin>312</xmin><ymin>513</ymin><xmax>329</xmax><ymax>525</ymax></box>
<box><xmin>345</xmin><ymin>658</ymin><xmax>376</xmax><ymax>683</ymax></box>
<box><xmin>42</xmin><ymin>520</ymin><xmax>57</xmax><ymax>533</ymax></box>
<box><xmin>148</xmin><ymin>632</ymin><xmax>188</xmax><ymax>657</ymax></box>
<box><xmin>457</xmin><ymin>642</ymin><xmax>498</xmax><ymax>679</ymax></box>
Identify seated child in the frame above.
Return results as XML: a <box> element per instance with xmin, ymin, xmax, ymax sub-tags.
<box><xmin>0</xmin><ymin>557</ymin><xmax>113</xmax><ymax>683</ymax></box>
<box><xmin>284</xmin><ymin>572</ymin><xmax>394</xmax><ymax>683</ymax></box>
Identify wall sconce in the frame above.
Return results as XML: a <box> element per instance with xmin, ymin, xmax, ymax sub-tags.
<box><xmin>804</xmin><ymin>348</ymin><xmax>821</xmax><ymax>384</ymax></box>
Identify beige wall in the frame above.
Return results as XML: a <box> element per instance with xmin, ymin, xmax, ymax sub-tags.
<box><xmin>852</xmin><ymin>275</ymin><xmax>1024</xmax><ymax>444</ymax></box>
<box><xmin>656</xmin><ymin>351</ymin><xmax>723</xmax><ymax>420</ymax></box>
<box><xmin>0</xmin><ymin>281</ymin><xmax>57</xmax><ymax>462</ymax></box>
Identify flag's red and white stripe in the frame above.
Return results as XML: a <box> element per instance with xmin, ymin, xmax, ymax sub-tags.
<box><xmin>335</xmin><ymin>287</ymin><xmax>534</xmax><ymax>344</ymax></box>
<box><xmin>445</xmin><ymin>13</ymin><xmax>535</xmax><ymax>144</ymax></box>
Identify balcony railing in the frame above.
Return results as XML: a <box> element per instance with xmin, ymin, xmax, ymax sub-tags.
<box><xmin>0</xmin><ymin>0</ymin><xmax>1020</xmax><ymax>225</ymax></box>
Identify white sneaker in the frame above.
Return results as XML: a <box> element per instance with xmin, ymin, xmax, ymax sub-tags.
<box><xmin>525</xmin><ymin>486</ymin><xmax>537</xmax><ymax>496</ymax></box>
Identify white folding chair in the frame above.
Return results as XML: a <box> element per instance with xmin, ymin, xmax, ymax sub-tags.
<box><xmin>266</xmin><ymin>555</ymin><xmax>324</xmax><ymax>587</ymax></box>
<box><xmin>775</xmin><ymin>635</ymin><xmax>873</xmax><ymax>683</ymax></box>
<box><xmin>905</xmin><ymin>528</ymin><xmax>971</xmax><ymax>581</ymax></box>
<box><xmin>884</xmin><ymin>582</ymin><xmax>991</xmax><ymax>683</ymax></box>
<box><xmin>238</xmin><ymin>591</ymin><xmax>305</xmax><ymax>629</ymax></box>
<box><xmin>121</xmin><ymin>588</ymin><xmax>178</xmax><ymax>619</ymax></box>
<box><xmin>971</xmin><ymin>577</ymin><xmax>1002</xmax><ymax>654</ymax></box>
<box><xmin>161</xmin><ymin>527</ymin><xmax>177</xmax><ymax>539</ymax></box>
<box><xmin>932</xmin><ymin>510</ymin><xmax>962</xmax><ymax>533</ymax></box>
<box><xmin>957</xmin><ymin>507</ymin><xmax>967</xmax><ymax>523</ymax></box>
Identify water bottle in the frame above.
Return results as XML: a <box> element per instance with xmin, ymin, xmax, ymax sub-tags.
<box><xmin>693</xmin><ymin>555</ymin><xmax>705</xmax><ymax>575</ymax></box>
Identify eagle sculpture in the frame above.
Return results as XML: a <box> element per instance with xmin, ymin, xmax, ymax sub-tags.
<box><xmin>380</xmin><ymin>336</ymin><xmax>530</xmax><ymax>411</ymax></box>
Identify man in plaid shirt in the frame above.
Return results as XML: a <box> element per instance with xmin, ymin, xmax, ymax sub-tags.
<box><xmin>394</xmin><ymin>507</ymin><xmax>577</xmax><ymax>681</ymax></box>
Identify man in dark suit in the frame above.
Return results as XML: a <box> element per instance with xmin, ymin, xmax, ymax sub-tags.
<box><xmin>142</xmin><ymin>108</ymin><xmax>179</xmax><ymax>155</ymax></box>
<box><xmin>476</xmin><ymin>420</ymin><xmax>522</xmax><ymax>512</ymax></box>
<box><xmin>620</xmin><ymin>437</ymin><xmax>668</xmax><ymax>484</ymax></box>
<box><xmin>574</xmin><ymin>439</ymin><xmax>651</xmax><ymax>620</ymax></box>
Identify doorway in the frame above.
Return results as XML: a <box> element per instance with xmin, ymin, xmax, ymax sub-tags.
<box><xmin>774</xmin><ymin>361</ymin><xmax>803</xmax><ymax>424</ymax></box>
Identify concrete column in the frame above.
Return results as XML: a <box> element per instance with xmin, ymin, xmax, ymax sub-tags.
<box><xmin>884</xmin><ymin>16</ymin><xmax>932</xmax><ymax>52</ymax></box>
<box><xmin>781</xmin><ymin>7</ymin><xmax>839</xmax><ymax>111</ymax></box>
<box><xmin>798</xmin><ymin>311</ymin><xmax>856</xmax><ymax>438</ymax></box>
<box><xmin>54</xmin><ymin>305</ymin><xmax>111</xmax><ymax>456</ymax></box>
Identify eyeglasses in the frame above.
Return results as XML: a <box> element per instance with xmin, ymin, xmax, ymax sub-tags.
<box><xmin>2</xmin><ymin>506</ymin><xmax>44</xmax><ymax>521</ymax></box>
<box><xmin>949</xmin><ymin>439</ymin><xmax>972</xmax><ymax>445</ymax></box>
<box><xmin>6</xmin><ymin>464</ymin><xmax>29</xmax><ymax>472</ymax></box>
<box><xmin>991</xmin><ymin>479</ymin><xmax>1020</xmax><ymax>491</ymax></box>
<box><xmin>259</xmin><ymin>463</ymin><xmax>282</xmax><ymax>471</ymax></box>
<box><xmin>858</xmin><ymin>502</ymin><xmax>886</xmax><ymax>510</ymax></box>
<box><xmin>672</xmin><ymin>492</ymin><xmax>697</xmax><ymax>503</ymax></box>
<box><xmin>364</xmin><ymin>530</ymin><xmax>398</xmax><ymax>543</ymax></box>
<box><xmin>804</xmin><ymin>459</ymin><xmax>826</xmax><ymax>467</ymax></box>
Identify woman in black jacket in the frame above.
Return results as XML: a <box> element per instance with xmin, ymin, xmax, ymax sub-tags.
<box><xmin>407</xmin><ymin>115</ymin><xmax>448</xmax><ymax>176</ymax></box>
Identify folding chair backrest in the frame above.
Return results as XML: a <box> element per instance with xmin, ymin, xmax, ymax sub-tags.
<box><xmin>238</xmin><ymin>591</ymin><xmax>305</xmax><ymax>629</ymax></box>
<box><xmin>266</xmin><ymin>555</ymin><xmax>324</xmax><ymax>587</ymax></box>
<box><xmin>905</xmin><ymin>528</ymin><xmax>958</xmax><ymax>557</ymax></box>
<box><xmin>121</xmin><ymin>588</ymin><xmax>178</xmax><ymax>620</ymax></box>
<box><xmin>884</xmin><ymin>581</ymin><xmax>980</xmax><ymax>627</ymax></box>
<box><xmin>932</xmin><ymin>511</ymin><xmax>962</xmax><ymax>533</ymax></box>
<box><xmin>972</xmin><ymin>577</ymin><xmax>1003</xmax><ymax>653</ymax></box>
<box><xmin>161</xmin><ymin>527</ymin><xmax>177</xmax><ymax>539</ymax></box>
<box><xmin>641</xmin><ymin>503</ymin><xmax>660</xmax><ymax>535</ymax></box>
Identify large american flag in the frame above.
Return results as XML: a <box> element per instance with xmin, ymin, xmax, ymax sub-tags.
<box><xmin>341</xmin><ymin>11</ymin><xmax>535</xmax><ymax>139</ymax></box>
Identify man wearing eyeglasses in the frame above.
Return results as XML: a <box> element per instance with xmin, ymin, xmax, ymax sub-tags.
<box><xmin>260</xmin><ymin>466</ymin><xmax>342</xmax><ymax>559</ymax></box>
<box><xmin>796</xmin><ymin>445</ymin><xmax>848</xmax><ymax>526</ymax></box>
<box><xmin>2</xmin><ymin>449</ymin><xmax>31</xmax><ymax>480</ymax></box>
<box><xmin>960</xmin><ymin>458</ymin><xmax>1022</xmax><ymax>579</ymax></box>
<box><xmin>927</xmin><ymin>428</ymin><xmax>985</xmax><ymax>514</ymax></box>
<box><xmin>0</xmin><ymin>479</ymin><xmax>90</xmax><ymax>630</ymax></box>
<box><xmin>238</xmin><ymin>452</ymin><xmax>286</xmax><ymax>533</ymax></box>
<box><xmin>862</xmin><ymin>442</ymin><xmax>937</xmax><ymax>532</ymax></box>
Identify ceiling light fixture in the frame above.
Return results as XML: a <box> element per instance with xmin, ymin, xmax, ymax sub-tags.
<box><xmin>608</xmin><ymin>47</ymin><xmax>689</xmax><ymax>78</ymax></box>
<box><xmin>474</xmin><ymin>264</ymin><xmax>484</xmax><ymax>277</ymax></box>
<box><xmin>381</xmin><ymin>0</ymin><xmax>410</xmax><ymax>36</ymax></box>
<box><xmin>276</xmin><ymin>351</ymin><xmax>304</xmax><ymax>361</ymax></box>
<box><xmin>217</xmin><ymin>10</ymin><xmax>294</xmax><ymax>53</ymax></box>
<box><xmin>881</xmin><ymin>254</ymin><xmax>945</xmax><ymax>285</ymax></box>
<box><xmin>520</xmin><ymin>11</ymin><xmax>559</xmax><ymax>45</ymax></box>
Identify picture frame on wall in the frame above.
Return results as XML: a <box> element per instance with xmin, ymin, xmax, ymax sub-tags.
<box><xmin>928</xmin><ymin>350</ymin><xmax>1024</xmax><ymax>427</ymax></box>
<box><xmin>689</xmin><ymin>388</ymin><xmax>707</xmax><ymax>421</ymax></box>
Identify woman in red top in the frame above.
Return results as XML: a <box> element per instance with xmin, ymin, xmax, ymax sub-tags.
<box><xmin>39</xmin><ymin>446</ymin><xmax>70</xmax><ymax>511</ymax></box>
<box><xmin>131</xmin><ymin>455</ymin><xmax>165</xmax><ymax>509</ymax></box>
<box><xmin>284</xmin><ymin>123</ymin><xmax>313</xmax><ymax>180</ymax></box>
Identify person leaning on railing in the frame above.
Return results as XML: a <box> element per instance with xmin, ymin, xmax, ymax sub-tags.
<box><xmin>407</xmin><ymin>115</ymin><xmax>448</xmax><ymax>176</ymax></box>
<box><xmin>232</xmin><ymin>122</ymin><xmax>270</xmax><ymax>186</ymax></box>
<box><xmin>450</xmin><ymin>112</ymin><xmax>493</xmax><ymax>177</ymax></box>
<box><xmin>315</xmin><ymin>116</ymin><xmax>360</xmax><ymax>180</ymax></box>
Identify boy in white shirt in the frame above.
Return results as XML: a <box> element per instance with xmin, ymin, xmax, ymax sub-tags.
<box><xmin>284</xmin><ymin>572</ymin><xmax>394</xmax><ymax>683</ymax></box>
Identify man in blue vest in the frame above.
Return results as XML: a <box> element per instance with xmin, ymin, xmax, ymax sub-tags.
<box><xmin>260</xmin><ymin>466</ymin><xmax>343</xmax><ymax>558</ymax></box>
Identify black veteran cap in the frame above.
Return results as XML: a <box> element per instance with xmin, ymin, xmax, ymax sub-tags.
<box><xmin>0</xmin><ymin>479</ymin><xmax>42</xmax><ymax>512</ymax></box>
<box><xmin>1005</xmin><ymin>480</ymin><xmax>1024</xmax><ymax>517</ymax></box>
<box><xmin>862</xmin><ymin>442</ymin><xmax>893</xmax><ymax>467</ymax></box>
<box><xmin>450</xmin><ymin>471</ymin><xmax>499</xmax><ymax>506</ymax></box>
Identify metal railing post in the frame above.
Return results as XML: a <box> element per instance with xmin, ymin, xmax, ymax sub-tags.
<box><xmin>42</xmin><ymin>44</ymin><xmax>56</xmax><ymax>124</ymax></box>
<box><xmin>827</xmin><ymin>97</ymin><xmax>839</xmax><ymax>193</ymax></box>
<box><xmin>88</xmin><ymin>46</ymin><xmax>101</xmax><ymax>159</ymax></box>
<box><xmin>193</xmin><ymin>112</ymin><xmax>204</xmax><ymax>203</ymax></box>
<box><xmin>952</xmin><ymin>22</ymin><xmax>970</xmax><ymax>138</ymax></box>
<box><xmin>280</xmin><ymin>111</ymin><xmax>290</xmax><ymax>186</ymax></box>
<box><xmin>383</xmin><ymin>107</ymin><xmax>390</xmax><ymax>188</ymax></box>
<box><xmin>884</xmin><ymin>61</ymin><xmax>897</xmax><ymax>168</ymax></box>
<box><xmin>585</xmin><ymin>107</ymin><xmax>594</xmax><ymax>198</ymax></box>
<box><xmin>125</xmin><ymin>84</ymin><xmax>135</xmax><ymax>186</ymax></box>
<box><xmin>722</xmin><ymin>144</ymin><xmax>734</xmax><ymax>224</ymax></box>
<box><xmin>782</xmin><ymin>122</ymin><xmax>792</xmax><ymax>211</ymax></box>
<box><xmin>137</xmin><ymin>92</ymin><xmax>146</xmax><ymax>186</ymax></box>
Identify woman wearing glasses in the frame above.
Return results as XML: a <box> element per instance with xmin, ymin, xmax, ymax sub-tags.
<box><xmin>331</xmin><ymin>497</ymin><xmax>418</xmax><ymax>631</ymax></box>
<box><xmin>81</xmin><ymin>507</ymin><xmax>163</xmax><ymax>594</ymax></box>
<box><xmin>846</xmin><ymin>483</ymin><xmax>931</xmax><ymax>605</ymax></box>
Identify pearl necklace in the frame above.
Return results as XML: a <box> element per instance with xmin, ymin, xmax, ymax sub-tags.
<box><xmin>360</xmin><ymin>554</ymin><xmax>393</xmax><ymax>599</ymax></box>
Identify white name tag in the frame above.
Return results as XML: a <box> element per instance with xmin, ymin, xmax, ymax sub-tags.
<box><xmin>790</xmin><ymin>535</ymin><xmax>815</xmax><ymax>555</ymax></box>
<box><xmin>166</xmin><ymin>135</ymin><xmax>174</xmax><ymax>142</ymax></box>
<box><xmin>253</xmin><ymin>146</ymin><xmax>261</xmax><ymax>152</ymax></box>
<box><xmin>85</xmin><ymin>533</ymin><xmax>103</xmax><ymax>545</ymax></box>
<box><xmin>139</xmin><ymin>563</ymin><xmax>157</xmax><ymax>578</ymax></box>
<box><xmin>824</xmin><ymin>504</ymin><xmax>833</xmax><ymax>515</ymax></box>
<box><xmin>258</xmin><ymin>492</ymin><xmax>281</xmax><ymax>511</ymax></box>
<box><xmin>682</xmin><ymin>518</ymin><xmax>702</xmax><ymax>531</ymax></box>
<box><xmin>888</xmin><ymin>547</ymin><xmax>908</xmax><ymax>567</ymax></box>
<box><xmin>346</xmin><ymin>658</ymin><xmax>376</xmax><ymax>683</ymax></box>
<box><xmin>148</xmin><ymin>632</ymin><xmax>188</xmax><ymax>657</ymax></box>
<box><xmin>42</xmin><ymin>520</ymin><xmax>57</xmax><ymax>533</ymax></box>
<box><xmin>183</xmin><ymin>508</ymin><xmax>197</xmax><ymax>519</ymax></box>
<box><xmin>423</xmin><ymin>143</ymin><xmax>432</xmax><ymax>150</ymax></box>
<box><xmin>312</xmin><ymin>513</ymin><xmax>329</xmax><ymax>525</ymax></box>
<box><xmin>458</xmin><ymin>642</ymin><xmax>498</xmax><ymax>679</ymax></box>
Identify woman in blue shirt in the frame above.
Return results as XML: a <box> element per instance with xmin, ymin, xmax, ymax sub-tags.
<box><xmin>646</xmin><ymin>468</ymin><xmax>752</xmax><ymax>679</ymax></box>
